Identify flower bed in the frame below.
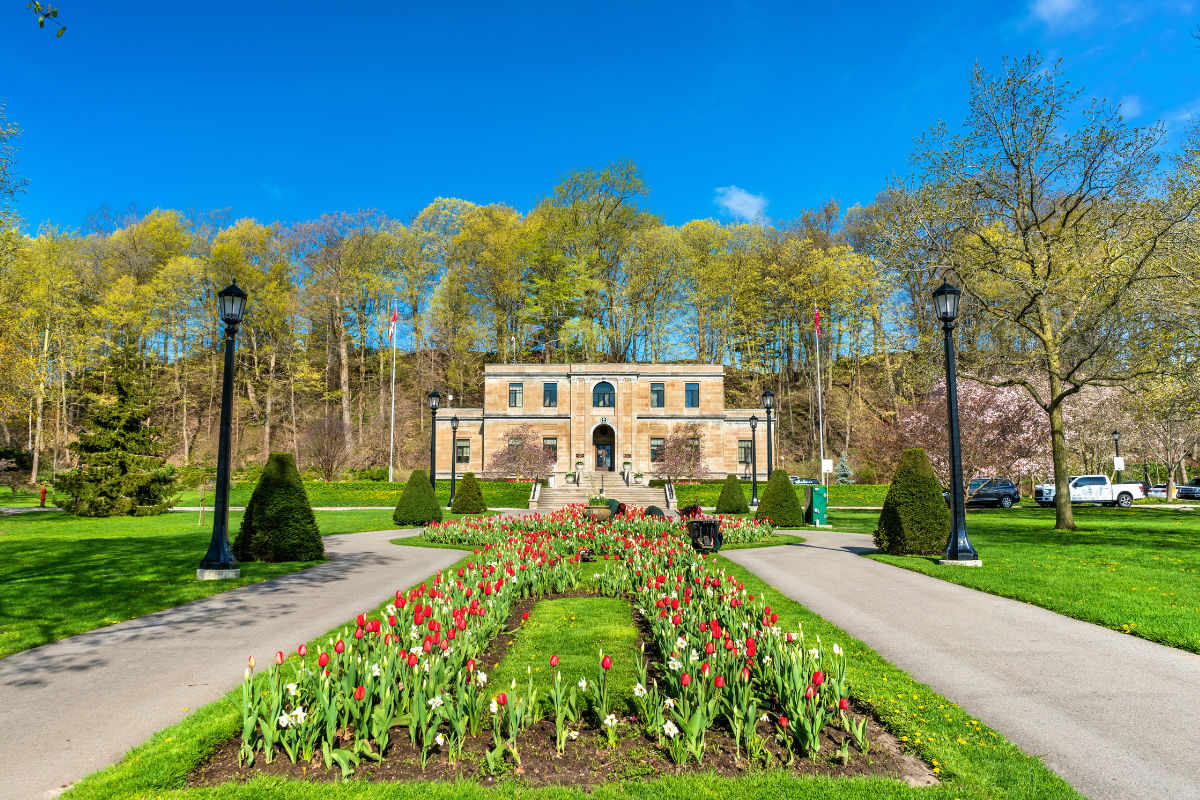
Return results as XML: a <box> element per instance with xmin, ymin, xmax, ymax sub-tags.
<box><xmin>221</xmin><ymin>505</ymin><xmax>910</xmax><ymax>782</ymax></box>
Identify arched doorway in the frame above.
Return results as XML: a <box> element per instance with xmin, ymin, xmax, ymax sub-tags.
<box><xmin>593</xmin><ymin>424</ymin><xmax>615</xmax><ymax>472</ymax></box>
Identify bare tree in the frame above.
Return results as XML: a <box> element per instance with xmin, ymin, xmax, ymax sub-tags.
<box><xmin>305</xmin><ymin>413</ymin><xmax>349</xmax><ymax>482</ymax></box>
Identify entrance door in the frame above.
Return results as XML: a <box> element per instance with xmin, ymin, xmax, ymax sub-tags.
<box><xmin>595</xmin><ymin>444</ymin><xmax>613</xmax><ymax>471</ymax></box>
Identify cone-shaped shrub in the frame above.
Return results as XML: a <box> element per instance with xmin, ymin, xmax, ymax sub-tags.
<box><xmin>451</xmin><ymin>471</ymin><xmax>487</xmax><ymax>514</ymax></box>
<box><xmin>874</xmin><ymin>448</ymin><xmax>949</xmax><ymax>555</ymax></box>
<box><xmin>753</xmin><ymin>469</ymin><xmax>806</xmax><ymax>527</ymax></box>
<box><xmin>715</xmin><ymin>473</ymin><xmax>750</xmax><ymax>514</ymax></box>
<box><xmin>393</xmin><ymin>469</ymin><xmax>444</xmax><ymax>526</ymax></box>
<box><xmin>232</xmin><ymin>453</ymin><xmax>324</xmax><ymax>563</ymax></box>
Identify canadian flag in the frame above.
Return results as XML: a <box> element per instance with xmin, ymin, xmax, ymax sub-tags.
<box><xmin>388</xmin><ymin>304</ymin><xmax>397</xmax><ymax>343</ymax></box>
<box><xmin>814</xmin><ymin>303</ymin><xmax>820</xmax><ymax>339</ymax></box>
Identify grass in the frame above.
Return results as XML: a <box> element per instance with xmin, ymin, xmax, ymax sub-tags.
<box><xmin>673</xmin><ymin>483</ymin><xmax>890</xmax><ymax>508</ymax></box>
<box><xmin>0</xmin><ymin>487</ymin><xmax>43</xmax><ymax>507</ymax></box>
<box><xmin>64</xmin><ymin>544</ymin><xmax>1082</xmax><ymax>800</ymax></box>
<box><xmin>869</xmin><ymin>506</ymin><xmax>1200</xmax><ymax>653</ymax></box>
<box><xmin>0</xmin><ymin>508</ymin><xmax>423</xmax><ymax>658</ymax></box>
<box><xmin>174</xmin><ymin>480</ymin><xmax>533</xmax><ymax>509</ymax></box>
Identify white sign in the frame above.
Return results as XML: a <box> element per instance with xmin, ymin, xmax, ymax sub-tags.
<box><xmin>821</xmin><ymin>459</ymin><xmax>834</xmax><ymax>474</ymax></box>
<box><xmin>1114</xmin><ymin>457</ymin><xmax>1125</xmax><ymax>471</ymax></box>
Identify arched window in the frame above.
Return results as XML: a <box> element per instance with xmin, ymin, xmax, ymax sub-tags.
<box><xmin>592</xmin><ymin>381</ymin><xmax>615</xmax><ymax>408</ymax></box>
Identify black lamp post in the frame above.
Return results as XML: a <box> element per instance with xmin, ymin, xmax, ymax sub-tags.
<box><xmin>749</xmin><ymin>415</ymin><xmax>759</xmax><ymax>506</ymax></box>
<box><xmin>449</xmin><ymin>415</ymin><xmax>460</xmax><ymax>507</ymax></box>
<box><xmin>198</xmin><ymin>281</ymin><xmax>247</xmax><ymax>579</ymax></box>
<box><xmin>428</xmin><ymin>391</ymin><xmax>440</xmax><ymax>490</ymax></box>
<box><xmin>761</xmin><ymin>390</ymin><xmax>775</xmax><ymax>476</ymax></box>
<box><xmin>1113</xmin><ymin>430</ymin><xmax>1121</xmax><ymax>483</ymax></box>
<box><xmin>933</xmin><ymin>281</ymin><xmax>980</xmax><ymax>564</ymax></box>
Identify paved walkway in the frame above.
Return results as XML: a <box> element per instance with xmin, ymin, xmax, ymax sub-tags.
<box><xmin>0</xmin><ymin>529</ymin><xmax>460</xmax><ymax>800</ymax></box>
<box><xmin>726</xmin><ymin>531</ymin><xmax>1200</xmax><ymax>800</ymax></box>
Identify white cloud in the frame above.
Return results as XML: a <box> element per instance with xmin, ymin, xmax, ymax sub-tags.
<box><xmin>1118</xmin><ymin>95</ymin><xmax>1143</xmax><ymax>119</ymax></box>
<box><xmin>1031</xmin><ymin>0</ymin><xmax>1088</xmax><ymax>24</ymax></box>
<box><xmin>714</xmin><ymin>186</ymin><xmax>768</xmax><ymax>221</ymax></box>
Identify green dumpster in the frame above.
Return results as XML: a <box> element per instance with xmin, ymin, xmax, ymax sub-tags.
<box><xmin>806</xmin><ymin>485</ymin><xmax>827</xmax><ymax>525</ymax></box>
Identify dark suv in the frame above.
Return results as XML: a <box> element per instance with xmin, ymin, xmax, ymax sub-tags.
<box><xmin>1177</xmin><ymin>479</ymin><xmax>1200</xmax><ymax>501</ymax></box>
<box><xmin>944</xmin><ymin>478</ymin><xmax>1022</xmax><ymax>508</ymax></box>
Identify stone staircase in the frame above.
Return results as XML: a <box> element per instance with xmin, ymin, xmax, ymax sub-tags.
<box><xmin>536</xmin><ymin>483</ymin><xmax>669</xmax><ymax>511</ymax></box>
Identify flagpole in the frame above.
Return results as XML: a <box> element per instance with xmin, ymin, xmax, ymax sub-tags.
<box><xmin>814</xmin><ymin>301</ymin><xmax>826</xmax><ymax>486</ymax></box>
<box><xmin>388</xmin><ymin>303</ymin><xmax>397</xmax><ymax>483</ymax></box>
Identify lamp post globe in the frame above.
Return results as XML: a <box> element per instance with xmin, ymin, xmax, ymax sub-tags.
<box><xmin>761</xmin><ymin>390</ymin><xmax>775</xmax><ymax>475</ymax></box>
<box><xmin>749</xmin><ymin>415</ymin><xmax>759</xmax><ymax>507</ymax></box>
<box><xmin>450</xmin><ymin>415</ymin><xmax>460</xmax><ymax>507</ymax></box>
<box><xmin>932</xmin><ymin>280</ymin><xmax>979</xmax><ymax>564</ymax></box>
<box><xmin>428</xmin><ymin>391</ymin><xmax>441</xmax><ymax>490</ymax></box>
<box><xmin>198</xmin><ymin>281</ymin><xmax>248</xmax><ymax>579</ymax></box>
<box><xmin>1113</xmin><ymin>430</ymin><xmax>1121</xmax><ymax>483</ymax></box>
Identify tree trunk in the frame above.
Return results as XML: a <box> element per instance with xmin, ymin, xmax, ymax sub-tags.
<box><xmin>335</xmin><ymin>299</ymin><xmax>353</xmax><ymax>459</ymax></box>
<box><xmin>264</xmin><ymin>351</ymin><xmax>275</xmax><ymax>455</ymax></box>
<box><xmin>1047</xmin><ymin>371</ymin><xmax>1076</xmax><ymax>530</ymax></box>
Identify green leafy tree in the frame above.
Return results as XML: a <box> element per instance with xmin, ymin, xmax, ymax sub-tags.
<box><xmin>873</xmin><ymin>448</ymin><xmax>949</xmax><ymax>555</ymax></box>
<box><xmin>393</xmin><ymin>469</ymin><xmax>443</xmax><ymax>526</ymax></box>
<box><xmin>714</xmin><ymin>473</ymin><xmax>749</xmax><ymax>514</ymax></box>
<box><xmin>232</xmin><ymin>453</ymin><xmax>324</xmax><ymax>562</ymax></box>
<box><xmin>753</xmin><ymin>469</ymin><xmax>805</xmax><ymax>527</ymax></box>
<box><xmin>53</xmin><ymin>352</ymin><xmax>177</xmax><ymax>516</ymax></box>
<box><xmin>451</xmin><ymin>471</ymin><xmax>487</xmax><ymax>514</ymax></box>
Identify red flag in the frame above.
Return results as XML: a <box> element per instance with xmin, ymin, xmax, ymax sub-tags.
<box><xmin>814</xmin><ymin>304</ymin><xmax>820</xmax><ymax>339</ymax></box>
<box><xmin>388</xmin><ymin>304</ymin><xmax>397</xmax><ymax>343</ymax></box>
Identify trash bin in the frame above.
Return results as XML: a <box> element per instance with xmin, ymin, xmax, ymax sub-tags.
<box><xmin>686</xmin><ymin>519</ymin><xmax>723</xmax><ymax>554</ymax></box>
<box><xmin>806</xmin><ymin>485</ymin><xmax>827</xmax><ymax>526</ymax></box>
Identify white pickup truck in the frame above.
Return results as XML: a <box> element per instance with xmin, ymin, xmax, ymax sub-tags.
<box><xmin>1034</xmin><ymin>475</ymin><xmax>1146</xmax><ymax>508</ymax></box>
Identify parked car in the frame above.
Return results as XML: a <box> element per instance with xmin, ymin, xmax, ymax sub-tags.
<box><xmin>1033</xmin><ymin>475</ymin><xmax>1146</xmax><ymax>508</ymax></box>
<box><xmin>1177</xmin><ymin>479</ymin><xmax>1200</xmax><ymax>501</ymax></box>
<box><xmin>789</xmin><ymin>476</ymin><xmax>821</xmax><ymax>486</ymax></box>
<box><xmin>1148</xmin><ymin>484</ymin><xmax>1168</xmax><ymax>499</ymax></box>
<box><xmin>942</xmin><ymin>478</ymin><xmax>1022</xmax><ymax>508</ymax></box>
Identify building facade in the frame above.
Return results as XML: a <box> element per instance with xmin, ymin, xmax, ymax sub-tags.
<box><xmin>432</xmin><ymin>363</ymin><xmax>770</xmax><ymax>481</ymax></box>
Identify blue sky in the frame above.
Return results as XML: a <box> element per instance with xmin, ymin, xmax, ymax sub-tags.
<box><xmin>2</xmin><ymin>1</ymin><xmax>1198</xmax><ymax>231</ymax></box>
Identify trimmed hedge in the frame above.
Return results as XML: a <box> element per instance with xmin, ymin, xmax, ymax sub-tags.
<box><xmin>671</xmin><ymin>481</ymin><xmax>890</xmax><ymax>508</ymax></box>
<box><xmin>232</xmin><ymin>453</ymin><xmax>324</xmax><ymax>563</ymax></box>
<box><xmin>198</xmin><ymin>479</ymin><xmax>531</xmax><ymax>509</ymax></box>
<box><xmin>715</xmin><ymin>473</ymin><xmax>750</xmax><ymax>514</ymax></box>
<box><xmin>393</xmin><ymin>470</ymin><xmax>443</xmax><ymax>526</ymax></box>
<box><xmin>754</xmin><ymin>469</ymin><xmax>806</xmax><ymax>528</ymax></box>
<box><xmin>873</xmin><ymin>448</ymin><xmax>949</xmax><ymax>556</ymax></box>
<box><xmin>450</xmin><ymin>472</ymin><xmax>488</xmax><ymax>514</ymax></box>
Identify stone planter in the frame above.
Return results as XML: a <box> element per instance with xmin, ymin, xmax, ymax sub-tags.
<box><xmin>634</xmin><ymin>476</ymin><xmax>644</xmax><ymax>485</ymax></box>
<box><xmin>583</xmin><ymin>506</ymin><xmax>612</xmax><ymax>521</ymax></box>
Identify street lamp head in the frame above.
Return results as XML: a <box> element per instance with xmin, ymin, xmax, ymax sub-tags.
<box><xmin>451</xmin><ymin>415</ymin><xmax>459</xmax><ymax>431</ymax></box>
<box><xmin>932</xmin><ymin>281</ymin><xmax>961</xmax><ymax>324</ymax></box>
<box><xmin>217</xmin><ymin>282</ymin><xmax>248</xmax><ymax>327</ymax></box>
<box><xmin>1112</xmin><ymin>430</ymin><xmax>1120</xmax><ymax>444</ymax></box>
<box><xmin>749</xmin><ymin>415</ymin><xmax>758</xmax><ymax>430</ymax></box>
<box><xmin>761</xmin><ymin>389</ymin><xmax>775</xmax><ymax>411</ymax></box>
<box><xmin>428</xmin><ymin>390</ymin><xmax>441</xmax><ymax>411</ymax></box>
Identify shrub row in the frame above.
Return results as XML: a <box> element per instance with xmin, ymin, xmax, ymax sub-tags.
<box><xmin>216</xmin><ymin>479</ymin><xmax>532</xmax><ymax>508</ymax></box>
<box><xmin>672</xmin><ymin>482</ymin><xmax>890</xmax><ymax>507</ymax></box>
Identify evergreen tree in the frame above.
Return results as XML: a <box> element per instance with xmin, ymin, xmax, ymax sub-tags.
<box><xmin>393</xmin><ymin>470</ymin><xmax>444</xmax><ymax>526</ymax></box>
<box><xmin>54</xmin><ymin>351</ymin><xmax>177</xmax><ymax>516</ymax></box>
<box><xmin>753</xmin><ymin>469</ymin><xmax>806</xmax><ymax>527</ymax></box>
<box><xmin>874</xmin><ymin>448</ymin><xmax>950</xmax><ymax>555</ymax></box>
<box><xmin>834</xmin><ymin>455</ymin><xmax>854</xmax><ymax>485</ymax></box>
<box><xmin>233</xmin><ymin>453</ymin><xmax>324</xmax><ymax>563</ymax></box>
<box><xmin>715</xmin><ymin>473</ymin><xmax>750</xmax><ymax>514</ymax></box>
<box><xmin>451</xmin><ymin>471</ymin><xmax>487</xmax><ymax>514</ymax></box>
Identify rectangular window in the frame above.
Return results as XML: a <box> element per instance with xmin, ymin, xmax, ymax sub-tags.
<box><xmin>543</xmin><ymin>437</ymin><xmax>558</xmax><ymax>461</ymax></box>
<box><xmin>508</xmin><ymin>382</ymin><xmax>523</xmax><ymax>407</ymax></box>
<box><xmin>650</xmin><ymin>382</ymin><xmax>665</xmax><ymax>408</ymax></box>
<box><xmin>543</xmin><ymin>383</ymin><xmax>557</xmax><ymax>407</ymax></box>
<box><xmin>650</xmin><ymin>437</ymin><xmax>664</xmax><ymax>462</ymax></box>
<box><xmin>455</xmin><ymin>439</ymin><xmax>470</xmax><ymax>465</ymax></box>
<box><xmin>685</xmin><ymin>382</ymin><xmax>700</xmax><ymax>408</ymax></box>
<box><xmin>738</xmin><ymin>440</ymin><xmax>753</xmax><ymax>464</ymax></box>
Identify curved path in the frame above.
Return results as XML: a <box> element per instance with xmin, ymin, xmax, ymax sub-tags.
<box><xmin>0</xmin><ymin>529</ymin><xmax>459</xmax><ymax>800</ymax></box>
<box><xmin>726</xmin><ymin>531</ymin><xmax>1200</xmax><ymax>800</ymax></box>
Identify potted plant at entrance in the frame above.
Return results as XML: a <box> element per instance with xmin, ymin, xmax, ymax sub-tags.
<box><xmin>622</xmin><ymin>460</ymin><xmax>632</xmax><ymax>473</ymax></box>
<box><xmin>584</xmin><ymin>494</ymin><xmax>611</xmax><ymax>521</ymax></box>
<box><xmin>633</xmin><ymin>471</ymin><xmax>644</xmax><ymax>484</ymax></box>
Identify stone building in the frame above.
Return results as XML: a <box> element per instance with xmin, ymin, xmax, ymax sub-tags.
<box><xmin>432</xmin><ymin>363</ymin><xmax>770</xmax><ymax>482</ymax></box>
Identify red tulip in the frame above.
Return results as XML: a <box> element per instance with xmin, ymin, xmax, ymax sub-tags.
<box><xmin>681</xmin><ymin>673</ymin><xmax>692</xmax><ymax>687</ymax></box>
<box><xmin>498</xmin><ymin>692</ymin><xmax>507</xmax><ymax>706</ymax></box>
<box><xmin>383</xmin><ymin>633</ymin><xmax>392</xmax><ymax>646</ymax></box>
<box><xmin>550</xmin><ymin>655</ymin><xmax>559</xmax><ymax>667</ymax></box>
<box><xmin>440</xmin><ymin>639</ymin><xmax>450</xmax><ymax>651</ymax></box>
<box><xmin>839</xmin><ymin>697</ymin><xmax>849</xmax><ymax>711</ymax></box>
<box><xmin>601</xmin><ymin>656</ymin><xmax>612</xmax><ymax>670</ymax></box>
<box><xmin>467</xmin><ymin>659</ymin><xmax>476</xmax><ymax>672</ymax></box>
<box><xmin>779</xmin><ymin>716</ymin><xmax>788</xmax><ymax>728</ymax></box>
<box><xmin>705</xmin><ymin>642</ymin><xmax>715</xmax><ymax>655</ymax></box>
<box><xmin>334</xmin><ymin>640</ymin><xmax>345</xmax><ymax>654</ymax></box>
<box><xmin>770</xmin><ymin>613</ymin><xmax>778</xmax><ymax>624</ymax></box>
<box><xmin>407</xmin><ymin>653</ymin><xmax>419</xmax><ymax>667</ymax></box>
<box><xmin>724</xmin><ymin>638</ymin><xmax>734</xmax><ymax>651</ymax></box>
<box><xmin>672</xmin><ymin>614</ymin><xmax>682</xmax><ymax>625</ymax></box>
<box><xmin>522</xmin><ymin>611</ymin><xmax>529</xmax><ymax>620</ymax></box>
<box><xmin>388</xmin><ymin>615</ymin><xmax>397</xmax><ymax>626</ymax></box>
<box><xmin>297</xmin><ymin>644</ymin><xmax>307</xmax><ymax>657</ymax></box>
<box><xmin>354</xmin><ymin>685</ymin><xmax>366</xmax><ymax>701</ymax></box>
<box><xmin>275</xmin><ymin>651</ymin><xmax>284</xmax><ymax>666</ymax></box>
<box><xmin>357</xmin><ymin>613</ymin><xmax>367</xmax><ymax>627</ymax></box>
<box><xmin>354</xmin><ymin>627</ymin><xmax>364</xmax><ymax>640</ymax></box>
<box><xmin>423</xmin><ymin>639</ymin><xmax>433</xmax><ymax>653</ymax></box>
<box><xmin>319</xmin><ymin>653</ymin><xmax>330</xmax><ymax>668</ymax></box>
<box><xmin>701</xmin><ymin>662</ymin><xmax>710</xmax><ymax>676</ymax></box>
<box><xmin>805</xmin><ymin>685</ymin><xmax>816</xmax><ymax>699</ymax></box>
<box><xmin>740</xmin><ymin>667</ymin><xmax>750</xmax><ymax>682</ymax></box>
<box><xmin>414</xmin><ymin>613</ymin><xmax>425</xmax><ymax>625</ymax></box>
<box><xmin>247</xmin><ymin>655</ymin><xmax>255</xmax><ymax>669</ymax></box>
<box><xmin>714</xmin><ymin>675</ymin><xmax>725</xmax><ymax>689</ymax></box>
<box><xmin>812</xmin><ymin>671</ymin><xmax>825</xmax><ymax>686</ymax></box>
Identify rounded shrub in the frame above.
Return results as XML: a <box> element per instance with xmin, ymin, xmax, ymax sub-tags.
<box><xmin>753</xmin><ymin>469</ymin><xmax>806</xmax><ymax>527</ymax></box>
<box><xmin>393</xmin><ymin>469</ymin><xmax>444</xmax><ymax>526</ymax></box>
<box><xmin>715</xmin><ymin>473</ymin><xmax>750</xmax><ymax>514</ymax></box>
<box><xmin>873</xmin><ymin>448</ymin><xmax>949</xmax><ymax>555</ymax></box>
<box><xmin>233</xmin><ymin>453</ymin><xmax>324</xmax><ymax>563</ymax></box>
<box><xmin>450</xmin><ymin>471</ymin><xmax>487</xmax><ymax>514</ymax></box>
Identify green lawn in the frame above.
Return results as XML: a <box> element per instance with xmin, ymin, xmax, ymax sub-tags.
<box><xmin>0</xmin><ymin>509</ymin><xmax>422</xmax><ymax>658</ymax></box>
<box><xmin>865</xmin><ymin>507</ymin><xmax>1200</xmax><ymax>653</ymax></box>
<box><xmin>174</xmin><ymin>479</ymin><xmax>533</xmax><ymax>509</ymax></box>
<box><xmin>0</xmin><ymin>488</ymin><xmax>45</xmax><ymax>507</ymax></box>
<box><xmin>65</xmin><ymin>547</ymin><xmax>1082</xmax><ymax>800</ymax></box>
